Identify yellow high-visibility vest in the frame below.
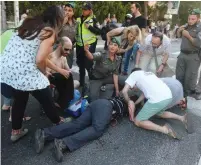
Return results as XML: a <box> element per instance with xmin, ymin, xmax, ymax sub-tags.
<box><xmin>76</xmin><ymin>15</ymin><xmax>97</xmax><ymax>46</ymax></box>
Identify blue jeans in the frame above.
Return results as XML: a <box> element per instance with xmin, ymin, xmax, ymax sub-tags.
<box><xmin>123</xmin><ymin>43</ymin><xmax>139</xmax><ymax>73</ymax></box>
<box><xmin>44</xmin><ymin>99</ymin><xmax>113</xmax><ymax>151</ymax></box>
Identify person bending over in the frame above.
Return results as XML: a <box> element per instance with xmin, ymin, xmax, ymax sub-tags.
<box><xmin>122</xmin><ymin>68</ymin><xmax>187</xmax><ymax>140</ymax></box>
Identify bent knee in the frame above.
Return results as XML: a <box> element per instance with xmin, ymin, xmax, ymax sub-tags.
<box><xmin>134</xmin><ymin>120</ymin><xmax>141</xmax><ymax>127</ymax></box>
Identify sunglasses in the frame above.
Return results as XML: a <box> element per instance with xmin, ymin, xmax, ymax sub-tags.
<box><xmin>64</xmin><ymin>48</ymin><xmax>72</xmax><ymax>52</ymax></box>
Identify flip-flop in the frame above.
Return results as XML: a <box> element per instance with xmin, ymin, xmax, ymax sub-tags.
<box><xmin>165</xmin><ymin>123</ymin><xmax>182</xmax><ymax>140</ymax></box>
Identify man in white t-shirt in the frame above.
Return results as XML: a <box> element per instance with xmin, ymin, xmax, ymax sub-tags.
<box><xmin>122</xmin><ymin>68</ymin><xmax>187</xmax><ymax>139</ymax></box>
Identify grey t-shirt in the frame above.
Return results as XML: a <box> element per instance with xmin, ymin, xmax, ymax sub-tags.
<box><xmin>161</xmin><ymin>78</ymin><xmax>183</xmax><ymax>109</ymax></box>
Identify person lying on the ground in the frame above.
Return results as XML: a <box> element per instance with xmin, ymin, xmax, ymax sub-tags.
<box><xmin>46</xmin><ymin>37</ymin><xmax>78</xmax><ymax>109</ymax></box>
<box><xmin>84</xmin><ymin>37</ymin><xmax>122</xmax><ymax>102</ymax></box>
<box><xmin>34</xmin><ymin>96</ymin><xmax>128</xmax><ymax>162</ymax></box>
<box><xmin>122</xmin><ymin>68</ymin><xmax>187</xmax><ymax>140</ymax></box>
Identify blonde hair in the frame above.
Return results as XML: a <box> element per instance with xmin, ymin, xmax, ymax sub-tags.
<box><xmin>122</xmin><ymin>25</ymin><xmax>142</xmax><ymax>46</ymax></box>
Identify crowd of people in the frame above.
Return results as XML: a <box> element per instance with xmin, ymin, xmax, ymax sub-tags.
<box><xmin>1</xmin><ymin>2</ymin><xmax>201</xmax><ymax>163</ymax></box>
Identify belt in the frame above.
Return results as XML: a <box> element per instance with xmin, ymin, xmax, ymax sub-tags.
<box><xmin>181</xmin><ymin>50</ymin><xmax>199</xmax><ymax>54</ymax></box>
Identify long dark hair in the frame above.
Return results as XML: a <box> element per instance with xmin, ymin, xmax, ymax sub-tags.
<box><xmin>17</xmin><ymin>6</ymin><xmax>64</xmax><ymax>40</ymax></box>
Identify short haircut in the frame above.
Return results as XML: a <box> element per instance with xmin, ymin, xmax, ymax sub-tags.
<box><xmin>59</xmin><ymin>37</ymin><xmax>72</xmax><ymax>46</ymax></box>
<box><xmin>131</xmin><ymin>67</ymin><xmax>142</xmax><ymax>73</ymax></box>
<box><xmin>152</xmin><ymin>31</ymin><xmax>163</xmax><ymax>41</ymax></box>
<box><xmin>131</xmin><ymin>2</ymin><xmax>141</xmax><ymax>11</ymax></box>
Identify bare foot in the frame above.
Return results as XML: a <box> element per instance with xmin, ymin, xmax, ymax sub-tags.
<box><xmin>164</xmin><ymin>123</ymin><xmax>181</xmax><ymax>140</ymax></box>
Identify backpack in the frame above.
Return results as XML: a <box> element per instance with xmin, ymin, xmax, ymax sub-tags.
<box><xmin>64</xmin><ymin>90</ymin><xmax>89</xmax><ymax>117</ymax></box>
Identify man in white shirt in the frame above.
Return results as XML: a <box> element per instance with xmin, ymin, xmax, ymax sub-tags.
<box><xmin>122</xmin><ymin>68</ymin><xmax>187</xmax><ymax>139</ymax></box>
<box><xmin>135</xmin><ymin>31</ymin><xmax>171</xmax><ymax>76</ymax></box>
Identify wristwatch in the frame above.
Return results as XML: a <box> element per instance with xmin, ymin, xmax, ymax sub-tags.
<box><xmin>161</xmin><ymin>63</ymin><xmax>166</xmax><ymax>66</ymax></box>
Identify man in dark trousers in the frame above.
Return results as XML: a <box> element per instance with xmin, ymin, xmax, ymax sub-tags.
<box><xmin>34</xmin><ymin>97</ymin><xmax>127</xmax><ymax>162</ymax></box>
<box><xmin>176</xmin><ymin>9</ymin><xmax>201</xmax><ymax>102</ymax></box>
<box><xmin>75</xmin><ymin>2</ymin><xmax>101</xmax><ymax>94</ymax></box>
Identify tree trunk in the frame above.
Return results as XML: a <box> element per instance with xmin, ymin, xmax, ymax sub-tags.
<box><xmin>144</xmin><ymin>1</ymin><xmax>148</xmax><ymax>19</ymax></box>
<box><xmin>14</xmin><ymin>1</ymin><xmax>19</xmax><ymax>27</ymax></box>
<box><xmin>1</xmin><ymin>1</ymin><xmax>7</xmax><ymax>33</ymax></box>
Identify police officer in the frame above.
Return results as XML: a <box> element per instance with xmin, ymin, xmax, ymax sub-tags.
<box><xmin>176</xmin><ymin>9</ymin><xmax>201</xmax><ymax>103</ymax></box>
<box><xmin>75</xmin><ymin>2</ymin><xmax>101</xmax><ymax>92</ymax></box>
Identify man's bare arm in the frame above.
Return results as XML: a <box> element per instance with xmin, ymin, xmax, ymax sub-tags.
<box><xmin>106</xmin><ymin>27</ymin><xmax>124</xmax><ymax>45</ymax></box>
<box><xmin>135</xmin><ymin>50</ymin><xmax>142</xmax><ymax>67</ymax></box>
<box><xmin>122</xmin><ymin>84</ymin><xmax>131</xmax><ymax>104</ymax></box>
<box><xmin>135</xmin><ymin>93</ymin><xmax>145</xmax><ymax>105</ymax></box>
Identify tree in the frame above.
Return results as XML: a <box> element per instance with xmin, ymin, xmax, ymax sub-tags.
<box><xmin>172</xmin><ymin>1</ymin><xmax>201</xmax><ymax>26</ymax></box>
<box><xmin>18</xmin><ymin>1</ymin><xmax>132</xmax><ymax>23</ymax></box>
<box><xmin>148</xmin><ymin>2</ymin><xmax>168</xmax><ymax>21</ymax></box>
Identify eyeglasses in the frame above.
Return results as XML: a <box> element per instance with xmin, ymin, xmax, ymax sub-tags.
<box><xmin>64</xmin><ymin>48</ymin><xmax>72</xmax><ymax>52</ymax></box>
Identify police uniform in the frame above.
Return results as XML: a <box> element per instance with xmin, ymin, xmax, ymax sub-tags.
<box><xmin>176</xmin><ymin>9</ymin><xmax>201</xmax><ymax>97</ymax></box>
<box><xmin>75</xmin><ymin>2</ymin><xmax>101</xmax><ymax>87</ymax></box>
<box><xmin>89</xmin><ymin>37</ymin><xmax>122</xmax><ymax>102</ymax></box>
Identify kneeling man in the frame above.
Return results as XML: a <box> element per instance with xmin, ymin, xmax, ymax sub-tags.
<box><xmin>122</xmin><ymin>68</ymin><xmax>187</xmax><ymax>139</ymax></box>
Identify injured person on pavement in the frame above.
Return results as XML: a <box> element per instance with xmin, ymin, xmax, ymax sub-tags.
<box><xmin>34</xmin><ymin>96</ymin><xmax>135</xmax><ymax>162</ymax></box>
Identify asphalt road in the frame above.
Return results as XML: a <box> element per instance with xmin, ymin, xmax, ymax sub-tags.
<box><xmin>1</xmin><ymin>38</ymin><xmax>201</xmax><ymax>165</ymax></box>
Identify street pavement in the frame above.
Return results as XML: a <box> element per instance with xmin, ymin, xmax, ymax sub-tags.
<box><xmin>1</xmin><ymin>38</ymin><xmax>201</xmax><ymax>165</ymax></box>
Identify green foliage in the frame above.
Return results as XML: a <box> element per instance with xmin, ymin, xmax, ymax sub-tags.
<box><xmin>19</xmin><ymin>1</ymin><xmax>64</xmax><ymax>16</ymax></box>
<box><xmin>5</xmin><ymin>1</ymin><xmax>14</xmax><ymax>21</ymax></box>
<box><xmin>175</xmin><ymin>1</ymin><xmax>201</xmax><ymax>25</ymax></box>
<box><xmin>148</xmin><ymin>1</ymin><xmax>168</xmax><ymax>21</ymax></box>
<box><xmin>18</xmin><ymin>1</ymin><xmax>133</xmax><ymax>23</ymax></box>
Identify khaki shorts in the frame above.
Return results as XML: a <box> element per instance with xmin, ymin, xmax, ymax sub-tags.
<box><xmin>136</xmin><ymin>98</ymin><xmax>172</xmax><ymax>121</ymax></box>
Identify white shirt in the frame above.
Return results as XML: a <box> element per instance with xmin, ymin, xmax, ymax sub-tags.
<box><xmin>166</xmin><ymin>24</ymin><xmax>170</xmax><ymax>31</ymax></box>
<box><xmin>139</xmin><ymin>34</ymin><xmax>171</xmax><ymax>57</ymax></box>
<box><xmin>125</xmin><ymin>71</ymin><xmax>172</xmax><ymax>103</ymax></box>
<box><xmin>0</xmin><ymin>33</ymin><xmax>50</xmax><ymax>91</ymax></box>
